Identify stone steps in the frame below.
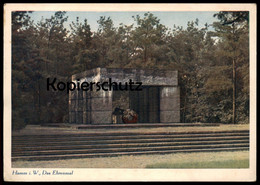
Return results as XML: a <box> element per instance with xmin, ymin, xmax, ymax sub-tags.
<box><xmin>12</xmin><ymin>130</ymin><xmax>249</xmax><ymax>161</ymax></box>
<box><xmin>13</xmin><ymin>129</ymin><xmax>248</xmax><ymax>138</ymax></box>
<box><xmin>13</xmin><ymin>143</ymin><xmax>249</xmax><ymax>156</ymax></box>
<box><xmin>12</xmin><ymin>147</ymin><xmax>249</xmax><ymax>161</ymax></box>
<box><xmin>75</xmin><ymin>123</ymin><xmax>220</xmax><ymax>129</ymax></box>
<box><xmin>41</xmin><ymin>123</ymin><xmax>221</xmax><ymax>129</ymax></box>
<box><xmin>13</xmin><ymin>140</ymin><xmax>249</xmax><ymax>153</ymax></box>
<box><xmin>12</xmin><ymin>132</ymin><xmax>249</xmax><ymax>142</ymax></box>
<box><xmin>12</xmin><ymin>136</ymin><xmax>249</xmax><ymax>148</ymax></box>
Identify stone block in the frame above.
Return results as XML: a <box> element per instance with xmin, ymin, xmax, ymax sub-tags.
<box><xmin>88</xmin><ymin>90</ymin><xmax>113</xmax><ymax>98</ymax></box>
<box><xmin>91</xmin><ymin>111</ymin><xmax>112</xmax><ymax>124</ymax></box>
<box><xmin>83</xmin><ymin>111</ymin><xmax>91</xmax><ymax>124</ymax></box>
<box><xmin>76</xmin><ymin>111</ymin><xmax>83</xmax><ymax>124</ymax></box>
<box><xmin>77</xmin><ymin>99</ymin><xmax>84</xmax><ymax>111</ymax></box>
<box><xmin>70</xmin><ymin>112</ymin><xmax>76</xmax><ymax>123</ymax></box>
<box><xmin>70</xmin><ymin>100</ymin><xmax>76</xmax><ymax>112</ymax></box>
<box><xmin>83</xmin><ymin>98</ymin><xmax>90</xmax><ymax>111</ymax></box>
<box><xmin>160</xmin><ymin>87</ymin><xmax>180</xmax><ymax>98</ymax></box>
<box><xmin>90</xmin><ymin>97</ymin><xmax>112</xmax><ymax>111</ymax></box>
<box><xmin>160</xmin><ymin>97</ymin><xmax>180</xmax><ymax>111</ymax></box>
<box><xmin>69</xmin><ymin>90</ymin><xmax>77</xmax><ymax>100</ymax></box>
<box><xmin>68</xmin><ymin>100</ymin><xmax>72</xmax><ymax>112</ymax></box>
<box><xmin>78</xmin><ymin>90</ymin><xmax>83</xmax><ymax>99</ymax></box>
<box><xmin>160</xmin><ymin>111</ymin><xmax>180</xmax><ymax>123</ymax></box>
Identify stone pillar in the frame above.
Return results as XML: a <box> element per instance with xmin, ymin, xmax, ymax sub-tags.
<box><xmin>88</xmin><ymin>89</ymin><xmax>113</xmax><ymax>124</ymax></box>
<box><xmin>160</xmin><ymin>86</ymin><xmax>180</xmax><ymax>123</ymax></box>
<box><xmin>76</xmin><ymin>89</ymin><xmax>83</xmax><ymax>124</ymax></box>
<box><xmin>70</xmin><ymin>83</ymin><xmax>113</xmax><ymax>124</ymax></box>
<box><xmin>69</xmin><ymin>89</ymin><xmax>77</xmax><ymax>123</ymax></box>
<box><xmin>83</xmin><ymin>91</ymin><xmax>91</xmax><ymax>124</ymax></box>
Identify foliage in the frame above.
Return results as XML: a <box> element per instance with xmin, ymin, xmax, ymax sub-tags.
<box><xmin>11</xmin><ymin>11</ymin><xmax>249</xmax><ymax>129</ymax></box>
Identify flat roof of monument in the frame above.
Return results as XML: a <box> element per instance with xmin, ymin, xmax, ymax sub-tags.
<box><xmin>72</xmin><ymin>68</ymin><xmax>178</xmax><ymax>86</ymax></box>
<box><xmin>73</xmin><ymin>68</ymin><xmax>178</xmax><ymax>79</ymax></box>
<box><xmin>71</xmin><ymin>68</ymin><xmax>178</xmax><ymax>86</ymax></box>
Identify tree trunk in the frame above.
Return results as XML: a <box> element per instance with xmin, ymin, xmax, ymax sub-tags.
<box><xmin>232</xmin><ymin>58</ymin><xmax>236</xmax><ymax>124</ymax></box>
<box><xmin>232</xmin><ymin>23</ymin><xmax>236</xmax><ymax>124</ymax></box>
<box><xmin>38</xmin><ymin>79</ymin><xmax>41</xmax><ymax>124</ymax></box>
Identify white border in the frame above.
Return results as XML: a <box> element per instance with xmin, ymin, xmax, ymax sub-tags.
<box><xmin>3</xmin><ymin>3</ymin><xmax>257</xmax><ymax>181</ymax></box>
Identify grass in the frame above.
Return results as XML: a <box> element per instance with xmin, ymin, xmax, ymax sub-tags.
<box><xmin>12</xmin><ymin>151</ymin><xmax>249</xmax><ymax>168</ymax></box>
<box><xmin>146</xmin><ymin>159</ymin><xmax>249</xmax><ymax>168</ymax></box>
<box><xmin>14</xmin><ymin>123</ymin><xmax>249</xmax><ymax>136</ymax></box>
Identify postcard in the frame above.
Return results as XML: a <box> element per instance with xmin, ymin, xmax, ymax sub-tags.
<box><xmin>3</xmin><ymin>3</ymin><xmax>256</xmax><ymax>181</ymax></box>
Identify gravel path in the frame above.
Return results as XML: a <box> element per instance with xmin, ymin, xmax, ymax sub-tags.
<box><xmin>13</xmin><ymin>124</ymin><xmax>249</xmax><ymax>136</ymax></box>
<box><xmin>12</xmin><ymin>150</ymin><xmax>249</xmax><ymax>168</ymax></box>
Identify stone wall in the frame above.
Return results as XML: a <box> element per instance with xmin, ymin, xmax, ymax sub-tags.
<box><xmin>69</xmin><ymin>68</ymin><xmax>180</xmax><ymax>124</ymax></box>
<box><xmin>69</xmin><ymin>86</ymin><xmax>113</xmax><ymax>124</ymax></box>
<box><xmin>160</xmin><ymin>87</ymin><xmax>180</xmax><ymax>123</ymax></box>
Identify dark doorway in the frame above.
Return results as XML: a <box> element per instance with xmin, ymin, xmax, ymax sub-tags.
<box><xmin>111</xmin><ymin>86</ymin><xmax>160</xmax><ymax>123</ymax></box>
<box><xmin>129</xmin><ymin>86</ymin><xmax>160</xmax><ymax>123</ymax></box>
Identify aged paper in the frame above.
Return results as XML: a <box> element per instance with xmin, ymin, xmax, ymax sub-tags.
<box><xmin>3</xmin><ymin>3</ymin><xmax>256</xmax><ymax>181</ymax></box>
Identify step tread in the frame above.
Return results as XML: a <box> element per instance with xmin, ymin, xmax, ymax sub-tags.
<box><xmin>12</xmin><ymin>136</ymin><xmax>249</xmax><ymax>147</ymax></box>
<box><xmin>12</xmin><ymin>130</ymin><xmax>249</xmax><ymax>138</ymax></box>
<box><xmin>12</xmin><ymin>133</ymin><xmax>249</xmax><ymax>142</ymax></box>
<box><xmin>12</xmin><ymin>147</ymin><xmax>249</xmax><ymax>161</ymax></box>
<box><xmin>12</xmin><ymin>143</ymin><xmax>249</xmax><ymax>156</ymax></box>
<box><xmin>12</xmin><ymin>139</ymin><xmax>249</xmax><ymax>151</ymax></box>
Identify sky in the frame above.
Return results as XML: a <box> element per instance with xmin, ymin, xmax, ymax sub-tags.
<box><xmin>30</xmin><ymin>11</ymin><xmax>219</xmax><ymax>32</ymax></box>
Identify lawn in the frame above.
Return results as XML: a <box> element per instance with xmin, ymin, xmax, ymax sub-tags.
<box><xmin>146</xmin><ymin>159</ymin><xmax>249</xmax><ymax>168</ymax></box>
<box><xmin>12</xmin><ymin>151</ymin><xmax>249</xmax><ymax>168</ymax></box>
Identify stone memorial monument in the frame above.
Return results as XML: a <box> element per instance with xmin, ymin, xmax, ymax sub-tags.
<box><xmin>69</xmin><ymin>68</ymin><xmax>180</xmax><ymax>124</ymax></box>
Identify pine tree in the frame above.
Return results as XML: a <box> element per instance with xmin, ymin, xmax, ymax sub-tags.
<box><xmin>213</xmin><ymin>11</ymin><xmax>249</xmax><ymax>123</ymax></box>
<box><xmin>131</xmin><ymin>12</ymin><xmax>167</xmax><ymax>65</ymax></box>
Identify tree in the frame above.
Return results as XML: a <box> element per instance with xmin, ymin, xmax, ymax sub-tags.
<box><xmin>131</xmin><ymin>12</ymin><xmax>168</xmax><ymax>65</ymax></box>
<box><xmin>34</xmin><ymin>11</ymin><xmax>72</xmax><ymax>123</ymax></box>
<box><xmin>107</xmin><ymin>23</ymin><xmax>134</xmax><ymax>68</ymax></box>
<box><xmin>213</xmin><ymin>11</ymin><xmax>249</xmax><ymax>124</ymax></box>
<box><xmin>94</xmin><ymin>16</ymin><xmax>117</xmax><ymax>67</ymax></box>
<box><xmin>11</xmin><ymin>11</ymin><xmax>249</xmax><ymax>129</ymax></box>
<box><xmin>70</xmin><ymin>17</ymin><xmax>94</xmax><ymax>73</ymax></box>
<box><xmin>167</xmin><ymin>19</ymin><xmax>210</xmax><ymax>122</ymax></box>
<box><xmin>12</xmin><ymin>11</ymin><xmax>35</xmax><ymax>129</ymax></box>
<box><xmin>36</xmin><ymin>11</ymin><xmax>69</xmax><ymax>75</ymax></box>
